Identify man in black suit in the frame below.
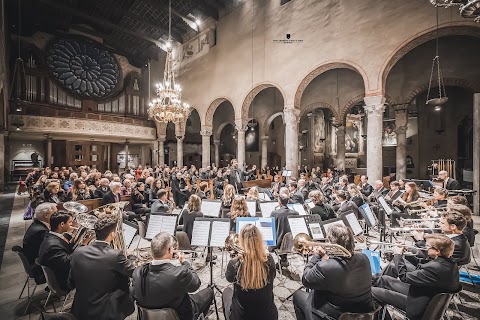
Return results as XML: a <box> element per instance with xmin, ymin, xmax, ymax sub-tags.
<box><xmin>438</xmin><ymin>170</ymin><xmax>460</xmax><ymax>190</ymax></box>
<box><xmin>368</xmin><ymin>180</ymin><xmax>389</xmax><ymax>202</ymax></box>
<box><xmin>336</xmin><ymin>191</ymin><xmax>360</xmax><ymax>219</ymax></box>
<box><xmin>360</xmin><ymin>175</ymin><xmax>374</xmax><ymax>197</ymax></box>
<box><xmin>270</xmin><ymin>174</ymin><xmax>285</xmax><ymax>198</ymax></box>
<box><xmin>229</xmin><ymin>159</ymin><xmax>256</xmax><ymax>193</ymax></box>
<box><xmin>101</xmin><ymin>181</ymin><xmax>122</xmax><ymax>206</ymax></box>
<box><xmin>94</xmin><ymin>178</ymin><xmax>111</xmax><ymax>199</ymax></box>
<box><xmin>298</xmin><ymin>179</ymin><xmax>309</xmax><ymax>199</ymax></box>
<box><xmin>293</xmin><ymin>225</ymin><xmax>375</xmax><ymax>320</ymax></box>
<box><xmin>288</xmin><ymin>182</ymin><xmax>305</xmax><ymax>204</ymax></box>
<box><xmin>131</xmin><ymin>232</ymin><xmax>213</xmax><ymax>320</ymax></box>
<box><xmin>68</xmin><ymin>216</ymin><xmax>135</xmax><ymax>320</ymax></box>
<box><xmin>271</xmin><ymin>194</ymin><xmax>299</xmax><ymax>267</ymax></box>
<box><xmin>23</xmin><ymin>202</ymin><xmax>57</xmax><ymax>284</ymax></box>
<box><xmin>384</xmin><ymin>181</ymin><xmax>403</xmax><ymax>203</ymax></box>
<box><xmin>372</xmin><ymin>234</ymin><xmax>460</xmax><ymax>320</ymax></box>
<box><xmin>38</xmin><ymin>212</ymin><xmax>74</xmax><ymax>291</ymax></box>
<box><xmin>150</xmin><ymin>189</ymin><xmax>170</xmax><ymax>214</ymax></box>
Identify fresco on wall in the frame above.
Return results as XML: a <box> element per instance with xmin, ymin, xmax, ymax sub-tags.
<box><xmin>383</xmin><ymin>120</ymin><xmax>397</xmax><ymax>146</ymax></box>
<box><xmin>313</xmin><ymin>111</ymin><xmax>326</xmax><ymax>153</ymax></box>
<box><xmin>345</xmin><ymin>115</ymin><xmax>360</xmax><ymax>154</ymax></box>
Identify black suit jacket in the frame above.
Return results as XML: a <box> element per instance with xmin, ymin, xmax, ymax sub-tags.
<box><xmin>23</xmin><ymin>219</ymin><xmax>50</xmax><ymax>282</ymax></box>
<box><xmin>302</xmin><ymin>253</ymin><xmax>374</xmax><ymax>318</ymax></box>
<box><xmin>150</xmin><ymin>199</ymin><xmax>170</xmax><ymax>214</ymax></box>
<box><xmin>271</xmin><ymin>206</ymin><xmax>298</xmax><ymax>248</ymax></box>
<box><xmin>39</xmin><ymin>232</ymin><xmax>73</xmax><ymax>291</ymax></box>
<box><xmin>394</xmin><ymin>254</ymin><xmax>459</xmax><ymax>320</ymax></box>
<box><xmin>69</xmin><ymin>241</ymin><xmax>135</xmax><ymax>320</ymax></box>
<box><xmin>337</xmin><ymin>201</ymin><xmax>360</xmax><ymax>219</ymax></box>
<box><xmin>310</xmin><ymin>204</ymin><xmax>336</xmax><ymax>221</ymax></box>
<box><xmin>94</xmin><ymin>186</ymin><xmax>109</xmax><ymax>199</ymax></box>
<box><xmin>101</xmin><ymin>191</ymin><xmax>118</xmax><ymax>206</ymax></box>
<box><xmin>131</xmin><ymin>261</ymin><xmax>201</xmax><ymax>320</ymax></box>
<box><xmin>385</xmin><ymin>190</ymin><xmax>402</xmax><ymax>203</ymax></box>
<box><xmin>415</xmin><ymin>234</ymin><xmax>471</xmax><ymax>266</ymax></box>
<box><xmin>360</xmin><ymin>183</ymin><xmax>374</xmax><ymax>197</ymax></box>
<box><xmin>445</xmin><ymin>178</ymin><xmax>460</xmax><ymax>190</ymax></box>
<box><xmin>289</xmin><ymin>190</ymin><xmax>305</xmax><ymax>204</ymax></box>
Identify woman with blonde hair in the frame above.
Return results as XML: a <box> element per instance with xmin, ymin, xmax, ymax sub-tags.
<box><xmin>222</xmin><ymin>224</ymin><xmax>277</xmax><ymax>320</ymax></box>
<box><xmin>178</xmin><ymin>194</ymin><xmax>204</xmax><ymax>241</ymax></box>
<box><xmin>229</xmin><ymin>197</ymin><xmax>250</xmax><ymax>231</ymax></box>
<box><xmin>67</xmin><ymin>178</ymin><xmax>94</xmax><ymax>201</ymax></box>
<box><xmin>221</xmin><ymin>184</ymin><xmax>236</xmax><ymax>218</ymax></box>
<box><xmin>246</xmin><ymin>186</ymin><xmax>261</xmax><ymax>216</ymax></box>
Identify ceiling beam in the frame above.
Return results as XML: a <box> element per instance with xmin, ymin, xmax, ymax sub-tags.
<box><xmin>197</xmin><ymin>0</ymin><xmax>219</xmax><ymax>20</ymax></box>
<box><xmin>142</xmin><ymin>0</ymin><xmax>198</xmax><ymax>33</ymax></box>
<box><xmin>40</xmin><ymin>0</ymin><xmax>167</xmax><ymax>49</ymax></box>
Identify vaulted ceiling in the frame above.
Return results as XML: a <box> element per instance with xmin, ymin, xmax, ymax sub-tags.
<box><xmin>6</xmin><ymin>0</ymin><xmax>230</xmax><ymax>67</ymax></box>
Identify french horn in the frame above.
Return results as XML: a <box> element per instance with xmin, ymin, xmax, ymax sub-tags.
<box><xmin>293</xmin><ymin>233</ymin><xmax>352</xmax><ymax>258</ymax></box>
<box><xmin>224</xmin><ymin>233</ymin><xmax>243</xmax><ymax>258</ymax></box>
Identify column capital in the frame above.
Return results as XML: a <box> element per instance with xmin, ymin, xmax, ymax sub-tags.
<box><xmin>364</xmin><ymin>95</ymin><xmax>386</xmax><ymax>107</ymax></box>
<box><xmin>125</xmin><ymin>139</ymin><xmax>130</xmax><ymax>145</ymax></box>
<box><xmin>213</xmin><ymin>139</ymin><xmax>220</xmax><ymax>145</ymax></box>
<box><xmin>332</xmin><ymin>122</ymin><xmax>344</xmax><ymax>128</ymax></box>
<box><xmin>176</xmin><ymin>135</ymin><xmax>184</xmax><ymax>141</ymax></box>
<box><xmin>283</xmin><ymin>108</ymin><xmax>300</xmax><ymax>124</ymax></box>
<box><xmin>235</xmin><ymin>125</ymin><xmax>248</xmax><ymax>132</ymax></box>
<box><xmin>395</xmin><ymin>125</ymin><xmax>408</xmax><ymax>134</ymax></box>
<box><xmin>200</xmin><ymin>130</ymin><xmax>213</xmax><ymax>136</ymax></box>
<box><xmin>261</xmin><ymin>135</ymin><xmax>269</xmax><ymax>142</ymax></box>
<box><xmin>157</xmin><ymin>134</ymin><xmax>166</xmax><ymax>142</ymax></box>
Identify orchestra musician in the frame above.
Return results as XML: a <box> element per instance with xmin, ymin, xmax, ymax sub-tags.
<box><xmin>360</xmin><ymin>175</ymin><xmax>374</xmax><ymax>197</ymax></box>
<box><xmin>347</xmin><ymin>183</ymin><xmax>365</xmax><ymax>208</ymax></box>
<box><xmin>130</xmin><ymin>182</ymin><xmax>151</xmax><ymax>219</ymax></box>
<box><xmin>293</xmin><ymin>225</ymin><xmax>375</xmax><ymax>320</ymax></box>
<box><xmin>69</xmin><ymin>216</ymin><xmax>135</xmax><ymax>320</ymax></box>
<box><xmin>308</xmin><ymin>190</ymin><xmax>335</xmax><ymax>221</ymax></box>
<box><xmin>271</xmin><ymin>194</ymin><xmax>299</xmax><ymax>268</ymax></box>
<box><xmin>336</xmin><ymin>191</ymin><xmax>360</xmax><ymax>219</ymax></box>
<box><xmin>23</xmin><ymin>203</ymin><xmax>57</xmax><ymax>284</ymax></box>
<box><xmin>372</xmin><ymin>234</ymin><xmax>460</xmax><ymax>320</ymax></box>
<box><xmin>148</xmin><ymin>178</ymin><xmax>164</xmax><ymax>204</ymax></box>
<box><xmin>131</xmin><ymin>232</ymin><xmax>214</xmax><ymax>320</ymax></box>
<box><xmin>270</xmin><ymin>174</ymin><xmax>285</xmax><ymax>198</ymax></box>
<box><xmin>384</xmin><ymin>181</ymin><xmax>402</xmax><ymax>203</ymax></box>
<box><xmin>298</xmin><ymin>179</ymin><xmax>309</xmax><ymax>200</ymax></box>
<box><xmin>288</xmin><ymin>182</ymin><xmax>305</xmax><ymax>204</ymax></box>
<box><xmin>391</xmin><ymin>181</ymin><xmax>420</xmax><ymax>215</ymax></box>
<box><xmin>438</xmin><ymin>170</ymin><xmax>460</xmax><ymax>190</ymax></box>
<box><xmin>196</xmin><ymin>181</ymin><xmax>209</xmax><ymax>200</ymax></box>
<box><xmin>223</xmin><ymin>224</ymin><xmax>278</xmax><ymax>320</ymax></box>
<box><xmin>368</xmin><ymin>180</ymin><xmax>388</xmax><ymax>202</ymax></box>
<box><xmin>178</xmin><ymin>194</ymin><xmax>204</xmax><ymax>242</ymax></box>
<box><xmin>448</xmin><ymin>203</ymin><xmax>475</xmax><ymax>247</ymax></box>
<box><xmin>38</xmin><ymin>211</ymin><xmax>74</xmax><ymax>291</ymax></box>
<box><xmin>229</xmin><ymin>197</ymin><xmax>250</xmax><ymax>232</ymax></box>
<box><xmin>214</xmin><ymin>170</ymin><xmax>226</xmax><ymax>198</ymax></box>
<box><xmin>172</xmin><ymin>172</ymin><xmax>189</xmax><ymax>209</ymax></box>
<box><xmin>221</xmin><ymin>184</ymin><xmax>236</xmax><ymax>218</ymax></box>
<box><xmin>150</xmin><ymin>189</ymin><xmax>171</xmax><ymax>214</ymax></box>
<box><xmin>431</xmin><ymin>187</ymin><xmax>448</xmax><ymax>208</ymax></box>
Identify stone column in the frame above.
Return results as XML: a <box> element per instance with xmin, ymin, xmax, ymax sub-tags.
<box><xmin>473</xmin><ymin>93</ymin><xmax>480</xmax><ymax>216</ymax></box>
<box><xmin>46</xmin><ymin>135</ymin><xmax>52</xmax><ymax>167</ymax></box>
<box><xmin>158</xmin><ymin>135</ymin><xmax>166</xmax><ymax>166</ymax></box>
<box><xmin>176</xmin><ymin>136</ymin><xmax>184</xmax><ymax>168</ymax></box>
<box><xmin>125</xmin><ymin>140</ymin><xmax>131</xmax><ymax>171</ymax></box>
<box><xmin>307</xmin><ymin>113</ymin><xmax>314</xmax><ymax>167</ymax></box>
<box><xmin>284</xmin><ymin>108</ymin><xmax>300</xmax><ymax>178</ymax></box>
<box><xmin>364</xmin><ymin>95</ymin><xmax>386</xmax><ymax>182</ymax></box>
<box><xmin>201</xmin><ymin>127</ymin><xmax>212</xmax><ymax>169</ymax></box>
<box><xmin>394</xmin><ymin>104</ymin><xmax>408</xmax><ymax>180</ymax></box>
<box><xmin>235</xmin><ymin>120</ymin><xmax>248</xmax><ymax>169</ymax></box>
<box><xmin>0</xmin><ymin>134</ymin><xmax>5</xmax><ymax>190</ymax></box>
<box><xmin>334</xmin><ymin>124</ymin><xmax>345</xmax><ymax>170</ymax></box>
<box><xmin>261</xmin><ymin>136</ymin><xmax>269</xmax><ymax>169</ymax></box>
<box><xmin>214</xmin><ymin>140</ymin><xmax>220</xmax><ymax>168</ymax></box>
<box><xmin>107</xmin><ymin>144</ymin><xmax>111</xmax><ymax>170</ymax></box>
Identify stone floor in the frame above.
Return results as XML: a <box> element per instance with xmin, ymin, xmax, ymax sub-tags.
<box><xmin>0</xmin><ymin>191</ymin><xmax>479</xmax><ymax>320</ymax></box>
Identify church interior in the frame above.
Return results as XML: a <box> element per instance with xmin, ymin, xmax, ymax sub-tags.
<box><xmin>0</xmin><ymin>0</ymin><xmax>479</xmax><ymax>319</ymax></box>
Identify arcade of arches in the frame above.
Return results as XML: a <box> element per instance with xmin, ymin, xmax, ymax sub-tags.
<box><xmin>1</xmin><ymin>0</ymin><xmax>479</xmax><ymax>213</ymax></box>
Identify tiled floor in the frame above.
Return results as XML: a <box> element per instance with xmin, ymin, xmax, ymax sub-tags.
<box><xmin>0</xmin><ymin>192</ymin><xmax>479</xmax><ymax>320</ymax></box>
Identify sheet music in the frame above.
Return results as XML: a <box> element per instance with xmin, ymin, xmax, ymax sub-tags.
<box><xmin>288</xmin><ymin>217</ymin><xmax>309</xmax><ymax>238</ymax></box>
<box><xmin>191</xmin><ymin>220</ymin><xmax>211</xmax><ymax>247</ymax></box>
<box><xmin>306</xmin><ymin>201</ymin><xmax>315</xmax><ymax>209</ymax></box>
<box><xmin>255</xmin><ymin>218</ymin><xmax>274</xmax><ymax>242</ymax></box>
<box><xmin>237</xmin><ymin>219</ymin><xmax>254</xmax><ymax>232</ymax></box>
<box><xmin>145</xmin><ymin>215</ymin><xmax>177</xmax><ymax>239</ymax></box>
<box><xmin>258</xmin><ymin>193</ymin><xmax>268</xmax><ymax>201</ymax></box>
<box><xmin>122</xmin><ymin>223</ymin><xmax>137</xmax><ymax>248</ymax></box>
<box><xmin>246</xmin><ymin>200</ymin><xmax>257</xmax><ymax>216</ymax></box>
<box><xmin>288</xmin><ymin>203</ymin><xmax>307</xmax><ymax>215</ymax></box>
<box><xmin>378</xmin><ymin>196</ymin><xmax>393</xmax><ymax>215</ymax></box>
<box><xmin>323</xmin><ymin>220</ymin><xmax>346</xmax><ymax>236</ymax></box>
<box><xmin>345</xmin><ymin>212</ymin><xmax>363</xmax><ymax>236</ymax></box>
<box><xmin>260</xmin><ymin>201</ymin><xmax>278</xmax><ymax>217</ymax></box>
<box><xmin>201</xmin><ymin>200</ymin><xmax>222</xmax><ymax>217</ymax></box>
<box><xmin>209</xmin><ymin>221</ymin><xmax>230</xmax><ymax>247</ymax></box>
<box><xmin>309</xmin><ymin>223</ymin><xmax>324</xmax><ymax>240</ymax></box>
<box><xmin>132</xmin><ymin>235</ymin><xmax>151</xmax><ymax>249</ymax></box>
<box><xmin>360</xmin><ymin>204</ymin><xmax>377</xmax><ymax>227</ymax></box>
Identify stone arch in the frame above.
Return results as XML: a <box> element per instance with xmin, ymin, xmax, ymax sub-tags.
<box><xmin>262</xmin><ymin>112</ymin><xmax>284</xmax><ymax>137</ymax></box>
<box><xmin>204</xmin><ymin>97</ymin><xmax>235</xmax><ymax>127</ymax></box>
<box><xmin>379</xmin><ymin>24</ymin><xmax>480</xmax><ymax>95</ymax></box>
<box><xmin>405</xmin><ymin>78</ymin><xmax>480</xmax><ymax>104</ymax></box>
<box><xmin>299</xmin><ymin>102</ymin><xmax>338</xmax><ymax>120</ymax></box>
<box><xmin>294</xmin><ymin>61</ymin><xmax>369</xmax><ymax>109</ymax></box>
<box><xmin>339</xmin><ymin>94</ymin><xmax>396</xmax><ymax>121</ymax></box>
<box><xmin>240</xmin><ymin>82</ymin><xmax>286</xmax><ymax>120</ymax></box>
<box><xmin>215</xmin><ymin>121</ymin><xmax>234</xmax><ymax>140</ymax></box>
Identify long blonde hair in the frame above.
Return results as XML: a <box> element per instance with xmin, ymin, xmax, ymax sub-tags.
<box><xmin>230</xmin><ymin>197</ymin><xmax>249</xmax><ymax>221</ymax></box>
<box><xmin>238</xmin><ymin>224</ymin><xmax>268</xmax><ymax>290</ymax></box>
<box><xmin>246</xmin><ymin>187</ymin><xmax>259</xmax><ymax>200</ymax></box>
<box><xmin>222</xmin><ymin>184</ymin><xmax>235</xmax><ymax>206</ymax></box>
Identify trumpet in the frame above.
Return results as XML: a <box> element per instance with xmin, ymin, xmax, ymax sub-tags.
<box><xmin>293</xmin><ymin>233</ymin><xmax>352</xmax><ymax>258</ymax></box>
<box><xmin>366</xmin><ymin>240</ymin><xmax>428</xmax><ymax>255</ymax></box>
<box><xmin>224</xmin><ymin>233</ymin><xmax>243</xmax><ymax>258</ymax></box>
<box><xmin>390</xmin><ymin>226</ymin><xmax>441</xmax><ymax>233</ymax></box>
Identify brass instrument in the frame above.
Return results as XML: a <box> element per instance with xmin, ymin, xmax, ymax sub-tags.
<box><xmin>63</xmin><ymin>201</ymin><xmax>88</xmax><ymax>214</ymax></box>
<box><xmin>225</xmin><ymin>233</ymin><xmax>243</xmax><ymax>258</ymax></box>
<box><xmin>366</xmin><ymin>240</ymin><xmax>428</xmax><ymax>256</ymax></box>
<box><xmin>293</xmin><ymin>233</ymin><xmax>352</xmax><ymax>258</ymax></box>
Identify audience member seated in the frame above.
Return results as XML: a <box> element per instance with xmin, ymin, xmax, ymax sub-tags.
<box><xmin>131</xmin><ymin>232</ymin><xmax>214</xmax><ymax>320</ymax></box>
<box><xmin>66</xmin><ymin>178</ymin><xmax>94</xmax><ymax>201</ymax></box>
<box><xmin>101</xmin><ymin>182</ymin><xmax>122</xmax><ymax>206</ymax></box>
<box><xmin>94</xmin><ymin>178</ymin><xmax>111</xmax><ymax>199</ymax></box>
<box><xmin>308</xmin><ymin>190</ymin><xmax>335</xmax><ymax>221</ymax></box>
<box><xmin>222</xmin><ymin>224</ymin><xmax>277</xmax><ymax>320</ymax></box>
<box><xmin>38</xmin><ymin>211</ymin><xmax>74</xmax><ymax>291</ymax></box>
<box><xmin>69</xmin><ymin>216</ymin><xmax>135</xmax><ymax>320</ymax></box>
<box><xmin>372</xmin><ymin>234</ymin><xmax>460</xmax><ymax>320</ymax></box>
<box><xmin>293</xmin><ymin>225</ymin><xmax>374</xmax><ymax>320</ymax></box>
<box><xmin>130</xmin><ymin>182</ymin><xmax>151</xmax><ymax>218</ymax></box>
<box><xmin>23</xmin><ymin>203</ymin><xmax>57</xmax><ymax>284</ymax></box>
<box><xmin>41</xmin><ymin>181</ymin><xmax>66</xmax><ymax>204</ymax></box>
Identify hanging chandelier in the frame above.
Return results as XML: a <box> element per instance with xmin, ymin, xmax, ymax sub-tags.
<box><xmin>147</xmin><ymin>0</ymin><xmax>190</xmax><ymax>124</ymax></box>
<box><xmin>430</xmin><ymin>0</ymin><xmax>480</xmax><ymax>23</ymax></box>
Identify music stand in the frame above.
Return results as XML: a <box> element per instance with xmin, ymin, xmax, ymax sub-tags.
<box><xmin>282</xmin><ymin>170</ymin><xmax>292</xmax><ymax>177</ymax></box>
<box><xmin>304</xmin><ymin>215</ymin><xmax>325</xmax><ymax>240</ymax></box>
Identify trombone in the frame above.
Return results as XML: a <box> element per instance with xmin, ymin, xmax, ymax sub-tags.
<box><xmin>293</xmin><ymin>233</ymin><xmax>352</xmax><ymax>258</ymax></box>
<box><xmin>366</xmin><ymin>240</ymin><xmax>428</xmax><ymax>256</ymax></box>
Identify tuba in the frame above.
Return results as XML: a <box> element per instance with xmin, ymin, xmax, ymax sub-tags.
<box><xmin>293</xmin><ymin>233</ymin><xmax>352</xmax><ymax>258</ymax></box>
<box><xmin>224</xmin><ymin>233</ymin><xmax>243</xmax><ymax>258</ymax></box>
